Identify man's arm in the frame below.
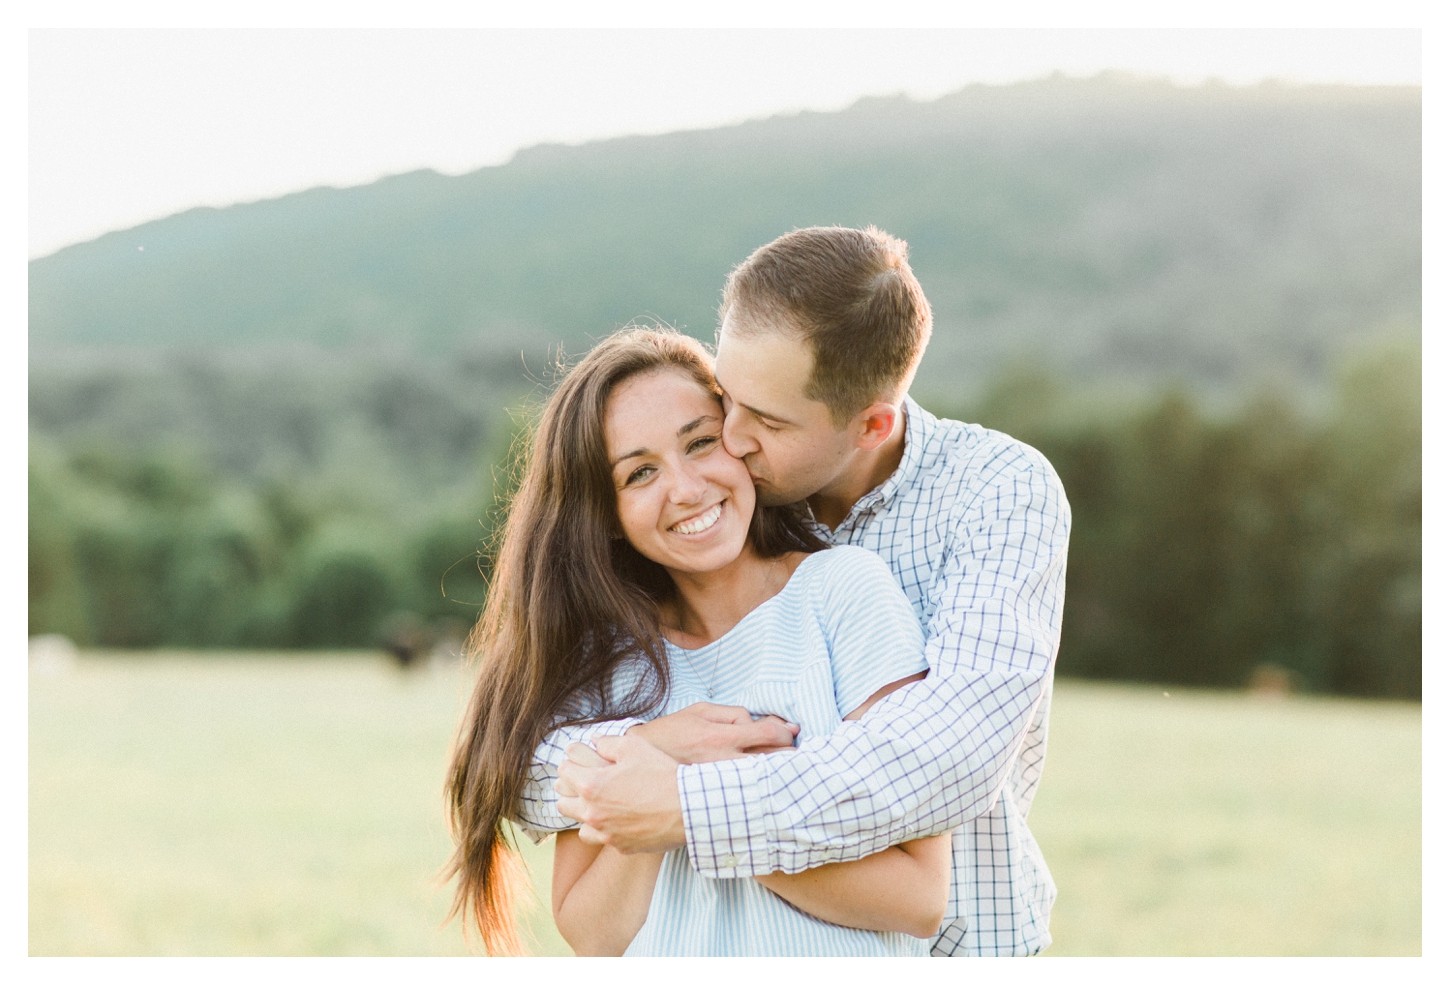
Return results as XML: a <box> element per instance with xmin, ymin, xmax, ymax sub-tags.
<box><xmin>560</xmin><ymin>446</ymin><xmax>1070</xmax><ymax>876</ymax></box>
<box><xmin>680</xmin><ymin>451</ymin><xmax>1068</xmax><ymax>877</ymax></box>
<box><xmin>679</xmin><ymin>449</ymin><xmax>1069</xmax><ymax>877</ymax></box>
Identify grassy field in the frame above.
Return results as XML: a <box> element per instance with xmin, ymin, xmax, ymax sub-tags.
<box><xmin>28</xmin><ymin>654</ymin><xmax>1421</xmax><ymax>956</ymax></box>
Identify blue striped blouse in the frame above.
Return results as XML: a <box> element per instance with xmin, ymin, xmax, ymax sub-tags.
<box><xmin>614</xmin><ymin>545</ymin><xmax>931</xmax><ymax>956</ymax></box>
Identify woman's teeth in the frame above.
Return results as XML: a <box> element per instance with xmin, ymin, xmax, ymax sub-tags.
<box><xmin>672</xmin><ymin>503</ymin><xmax>723</xmax><ymax>535</ymax></box>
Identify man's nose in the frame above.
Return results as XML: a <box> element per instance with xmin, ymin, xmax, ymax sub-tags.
<box><xmin>722</xmin><ymin>405</ymin><xmax>759</xmax><ymax>458</ymax></box>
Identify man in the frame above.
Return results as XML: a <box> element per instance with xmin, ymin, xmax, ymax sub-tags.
<box><xmin>520</xmin><ymin>226</ymin><xmax>1070</xmax><ymax>956</ymax></box>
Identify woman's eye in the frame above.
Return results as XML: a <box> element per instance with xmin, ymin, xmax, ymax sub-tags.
<box><xmin>625</xmin><ymin>465</ymin><xmax>654</xmax><ymax>485</ymax></box>
<box><xmin>688</xmin><ymin>435</ymin><xmax>720</xmax><ymax>454</ymax></box>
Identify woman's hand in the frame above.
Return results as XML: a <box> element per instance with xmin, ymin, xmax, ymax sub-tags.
<box><xmin>627</xmin><ymin>702</ymin><xmax>798</xmax><ymax>763</ymax></box>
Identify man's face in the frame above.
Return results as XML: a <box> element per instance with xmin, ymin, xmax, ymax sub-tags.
<box><xmin>714</xmin><ymin>310</ymin><xmax>856</xmax><ymax>507</ymax></box>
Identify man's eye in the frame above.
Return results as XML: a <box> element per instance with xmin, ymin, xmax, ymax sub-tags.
<box><xmin>759</xmin><ymin>419</ymin><xmax>782</xmax><ymax>432</ymax></box>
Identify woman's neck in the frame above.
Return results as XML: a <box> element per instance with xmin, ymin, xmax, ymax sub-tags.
<box><xmin>661</xmin><ymin>548</ymin><xmax>788</xmax><ymax>647</ymax></box>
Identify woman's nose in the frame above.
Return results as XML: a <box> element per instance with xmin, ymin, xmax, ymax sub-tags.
<box><xmin>668</xmin><ymin>461</ymin><xmax>709</xmax><ymax>503</ymax></box>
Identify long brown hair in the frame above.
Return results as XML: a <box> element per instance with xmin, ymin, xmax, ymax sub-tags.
<box><xmin>444</xmin><ymin>326</ymin><xmax>825</xmax><ymax>954</ymax></box>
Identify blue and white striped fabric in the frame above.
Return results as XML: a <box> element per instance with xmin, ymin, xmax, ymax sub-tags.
<box><xmin>519</xmin><ymin>397</ymin><xmax>1071</xmax><ymax>956</ymax></box>
<box><xmin>611</xmin><ymin>546</ymin><xmax>929</xmax><ymax>955</ymax></box>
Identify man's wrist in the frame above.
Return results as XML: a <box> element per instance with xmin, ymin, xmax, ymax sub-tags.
<box><xmin>666</xmin><ymin>761</ymin><xmax>687</xmax><ymax>848</ymax></box>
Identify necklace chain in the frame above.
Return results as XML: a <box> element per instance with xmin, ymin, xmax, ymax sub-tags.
<box><xmin>679</xmin><ymin>555</ymin><xmax>783</xmax><ymax>699</ymax></box>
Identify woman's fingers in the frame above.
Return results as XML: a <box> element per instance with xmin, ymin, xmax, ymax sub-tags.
<box><xmin>689</xmin><ymin>702</ymin><xmax>754</xmax><ymax>724</ymax></box>
<box><xmin>754</xmin><ymin>716</ymin><xmax>800</xmax><ymax>748</ymax></box>
<box><xmin>627</xmin><ymin>708</ymin><xmax>802</xmax><ymax>763</ymax></box>
<box><xmin>744</xmin><ymin>715</ymin><xmax>799</xmax><ymax>750</ymax></box>
<box><xmin>756</xmin><ymin>714</ymin><xmax>801</xmax><ymax>736</ymax></box>
<box><xmin>687</xmin><ymin>703</ymin><xmax>801</xmax><ymax>738</ymax></box>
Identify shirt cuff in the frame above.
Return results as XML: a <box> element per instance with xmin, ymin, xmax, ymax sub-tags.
<box><xmin>582</xmin><ymin>718</ymin><xmax>641</xmax><ymax>742</ymax></box>
<box><xmin>520</xmin><ymin>824</ymin><xmax>556</xmax><ymax>846</ymax></box>
<box><xmin>678</xmin><ymin>755</ymin><xmax>771</xmax><ymax>879</ymax></box>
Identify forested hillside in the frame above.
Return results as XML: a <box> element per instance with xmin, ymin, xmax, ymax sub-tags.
<box><xmin>31</xmin><ymin>74</ymin><xmax>1420</xmax><ymax>404</ymax></box>
<box><xmin>28</xmin><ymin>75</ymin><xmax>1421</xmax><ymax>696</ymax></box>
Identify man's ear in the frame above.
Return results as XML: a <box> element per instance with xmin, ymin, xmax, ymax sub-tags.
<box><xmin>854</xmin><ymin>401</ymin><xmax>899</xmax><ymax>451</ymax></box>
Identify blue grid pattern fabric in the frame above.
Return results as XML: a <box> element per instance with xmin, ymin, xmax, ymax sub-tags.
<box><xmin>515</xmin><ymin>397</ymin><xmax>1071</xmax><ymax>956</ymax></box>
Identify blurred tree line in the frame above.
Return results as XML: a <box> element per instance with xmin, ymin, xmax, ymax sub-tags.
<box><xmin>957</xmin><ymin>337</ymin><xmax>1420</xmax><ymax>699</ymax></box>
<box><xmin>27</xmin><ymin>346</ymin><xmax>525</xmax><ymax>653</ymax></box>
<box><xmin>27</xmin><ymin>441</ymin><xmax>497</xmax><ymax>651</ymax></box>
<box><xmin>28</xmin><ymin>338</ymin><xmax>1419</xmax><ymax>699</ymax></box>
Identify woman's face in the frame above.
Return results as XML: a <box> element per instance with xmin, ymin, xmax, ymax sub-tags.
<box><xmin>604</xmin><ymin>368</ymin><xmax>757</xmax><ymax>576</ymax></box>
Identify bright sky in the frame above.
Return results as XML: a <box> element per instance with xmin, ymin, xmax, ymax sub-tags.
<box><xmin>28</xmin><ymin>27</ymin><xmax>1422</xmax><ymax>258</ymax></box>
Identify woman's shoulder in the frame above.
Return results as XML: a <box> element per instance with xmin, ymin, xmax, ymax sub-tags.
<box><xmin>793</xmin><ymin>545</ymin><xmax>917</xmax><ymax>638</ymax></box>
<box><xmin>791</xmin><ymin>544</ymin><xmax>895</xmax><ymax>594</ymax></box>
<box><xmin>797</xmin><ymin>543</ymin><xmax>890</xmax><ymax>575</ymax></box>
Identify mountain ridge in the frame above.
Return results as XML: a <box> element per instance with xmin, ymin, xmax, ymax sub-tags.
<box><xmin>29</xmin><ymin>74</ymin><xmax>1420</xmax><ymax>404</ymax></box>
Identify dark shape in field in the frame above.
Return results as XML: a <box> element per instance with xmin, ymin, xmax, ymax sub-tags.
<box><xmin>380</xmin><ymin>612</ymin><xmax>472</xmax><ymax>670</ymax></box>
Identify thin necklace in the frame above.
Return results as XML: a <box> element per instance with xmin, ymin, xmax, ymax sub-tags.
<box><xmin>679</xmin><ymin>554</ymin><xmax>783</xmax><ymax>699</ymax></box>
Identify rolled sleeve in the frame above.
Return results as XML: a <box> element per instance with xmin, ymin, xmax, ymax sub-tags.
<box><xmin>679</xmin><ymin>756</ymin><xmax>772</xmax><ymax>878</ymax></box>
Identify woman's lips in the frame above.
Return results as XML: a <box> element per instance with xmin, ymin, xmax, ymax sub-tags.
<box><xmin>669</xmin><ymin>502</ymin><xmax>723</xmax><ymax>535</ymax></box>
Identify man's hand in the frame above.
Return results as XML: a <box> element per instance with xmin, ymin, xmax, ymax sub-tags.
<box><xmin>627</xmin><ymin>702</ymin><xmax>799</xmax><ymax>764</ymax></box>
<box><xmin>555</xmin><ymin>735</ymin><xmax>688</xmax><ymax>854</ymax></box>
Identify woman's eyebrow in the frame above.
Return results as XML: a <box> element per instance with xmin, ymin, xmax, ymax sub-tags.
<box><xmin>610</xmin><ymin>447</ymin><xmax>648</xmax><ymax>467</ymax></box>
<box><xmin>677</xmin><ymin>414</ymin><xmax>719</xmax><ymax>437</ymax></box>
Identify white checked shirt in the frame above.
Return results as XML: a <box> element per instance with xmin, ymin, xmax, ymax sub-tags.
<box><xmin>517</xmin><ymin>397</ymin><xmax>1071</xmax><ymax>956</ymax></box>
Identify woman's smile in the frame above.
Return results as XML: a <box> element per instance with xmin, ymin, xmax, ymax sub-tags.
<box><xmin>670</xmin><ymin>502</ymin><xmax>724</xmax><ymax>536</ymax></box>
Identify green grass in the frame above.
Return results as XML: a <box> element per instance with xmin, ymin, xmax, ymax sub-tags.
<box><xmin>29</xmin><ymin>655</ymin><xmax>1420</xmax><ymax>956</ymax></box>
<box><xmin>28</xmin><ymin>652</ymin><xmax>569</xmax><ymax>956</ymax></box>
<box><xmin>1029</xmin><ymin>681</ymin><xmax>1420</xmax><ymax>955</ymax></box>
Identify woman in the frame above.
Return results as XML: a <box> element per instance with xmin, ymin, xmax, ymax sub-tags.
<box><xmin>445</xmin><ymin>327</ymin><xmax>949</xmax><ymax>956</ymax></box>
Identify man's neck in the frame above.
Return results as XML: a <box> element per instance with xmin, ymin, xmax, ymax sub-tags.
<box><xmin>807</xmin><ymin>408</ymin><xmax>908</xmax><ymax>531</ymax></box>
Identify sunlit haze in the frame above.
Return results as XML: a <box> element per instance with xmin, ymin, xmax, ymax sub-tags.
<box><xmin>29</xmin><ymin>28</ymin><xmax>1421</xmax><ymax>258</ymax></box>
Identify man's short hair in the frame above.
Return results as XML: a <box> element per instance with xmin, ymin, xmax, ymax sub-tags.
<box><xmin>719</xmin><ymin>225</ymin><xmax>933</xmax><ymax>427</ymax></box>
